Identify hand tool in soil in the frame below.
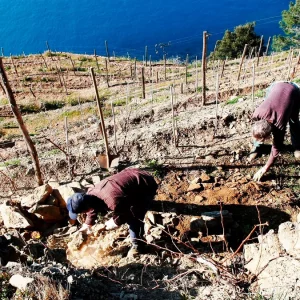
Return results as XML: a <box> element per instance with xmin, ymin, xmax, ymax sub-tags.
<box><xmin>90</xmin><ymin>67</ymin><xmax>119</xmax><ymax>169</ymax></box>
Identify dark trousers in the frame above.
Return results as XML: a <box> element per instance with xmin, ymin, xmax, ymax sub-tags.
<box><xmin>127</xmin><ymin>195</ymin><xmax>154</xmax><ymax>247</ymax></box>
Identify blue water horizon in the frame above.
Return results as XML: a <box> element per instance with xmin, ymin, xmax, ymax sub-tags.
<box><xmin>0</xmin><ymin>0</ymin><xmax>291</xmax><ymax>61</ymax></box>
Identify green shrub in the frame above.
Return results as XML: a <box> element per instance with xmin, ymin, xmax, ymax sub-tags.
<box><xmin>20</xmin><ymin>103</ymin><xmax>40</xmax><ymax>113</ymax></box>
<box><xmin>0</xmin><ymin>158</ymin><xmax>21</xmax><ymax>167</ymax></box>
<box><xmin>61</xmin><ymin>110</ymin><xmax>81</xmax><ymax>118</ymax></box>
<box><xmin>2</xmin><ymin>121</ymin><xmax>18</xmax><ymax>129</ymax></box>
<box><xmin>255</xmin><ymin>89</ymin><xmax>265</xmax><ymax>98</ymax></box>
<box><xmin>43</xmin><ymin>100</ymin><xmax>65</xmax><ymax>110</ymax></box>
<box><xmin>145</xmin><ymin>159</ymin><xmax>165</xmax><ymax>178</ymax></box>
<box><xmin>114</xmin><ymin>99</ymin><xmax>127</xmax><ymax>106</ymax></box>
<box><xmin>78</xmin><ymin>56</ymin><xmax>92</xmax><ymax>62</ymax></box>
<box><xmin>0</xmin><ymin>98</ymin><xmax>8</xmax><ymax>105</ymax></box>
<box><xmin>226</xmin><ymin>97</ymin><xmax>239</xmax><ymax>105</ymax></box>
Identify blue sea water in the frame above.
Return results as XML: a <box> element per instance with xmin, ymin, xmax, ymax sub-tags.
<box><xmin>0</xmin><ymin>0</ymin><xmax>291</xmax><ymax>61</ymax></box>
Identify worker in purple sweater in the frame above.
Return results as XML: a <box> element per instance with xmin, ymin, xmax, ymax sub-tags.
<box><xmin>66</xmin><ymin>168</ymin><xmax>158</xmax><ymax>257</ymax></box>
<box><xmin>251</xmin><ymin>82</ymin><xmax>300</xmax><ymax>181</ymax></box>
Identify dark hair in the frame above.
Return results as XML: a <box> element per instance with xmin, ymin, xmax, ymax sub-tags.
<box><xmin>252</xmin><ymin>120</ymin><xmax>272</xmax><ymax>140</ymax></box>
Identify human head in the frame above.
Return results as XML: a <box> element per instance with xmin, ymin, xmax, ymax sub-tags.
<box><xmin>252</xmin><ymin>120</ymin><xmax>272</xmax><ymax>143</ymax></box>
<box><xmin>66</xmin><ymin>193</ymin><xmax>87</xmax><ymax>220</ymax></box>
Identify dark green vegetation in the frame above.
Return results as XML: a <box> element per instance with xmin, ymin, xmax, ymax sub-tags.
<box><xmin>273</xmin><ymin>1</ymin><xmax>300</xmax><ymax>51</ymax></box>
<box><xmin>211</xmin><ymin>22</ymin><xmax>263</xmax><ymax>60</ymax></box>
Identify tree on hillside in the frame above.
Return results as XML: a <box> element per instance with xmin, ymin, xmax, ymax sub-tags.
<box><xmin>272</xmin><ymin>1</ymin><xmax>300</xmax><ymax>51</ymax></box>
<box><xmin>211</xmin><ymin>22</ymin><xmax>263</xmax><ymax>60</ymax></box>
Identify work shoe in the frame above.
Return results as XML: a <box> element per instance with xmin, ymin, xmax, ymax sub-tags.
<box><xmin>294</xmin><ymin>150</ymin><xmax>300</xmax><ymax>159</ymax></box>
<box><xmin>127</xmin><ymin>245</ymin><xmax>140</xmax><ymax>258</ymax></box>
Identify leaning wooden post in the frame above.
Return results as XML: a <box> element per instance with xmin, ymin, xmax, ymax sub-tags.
<box><xmin>195</xmin><ymin>56</ymin><xmax>198</xmax><ymax>92</ymax></box>
<box><xmin>111</xmin><ymin>100</ymin><xmax>117</xmax><ymax>150</ymax></box>
<box><xmin>170</xmin><ymin>85</ymin><xmax>177</xmax><ymax>147</ymax></box>
<box><xmin>265</xmin><ymin>37</ymin><xmax>271</xmax><ymax>57</ymax></box>
<box><xmin>105</xmin><ymin>58</ymin><xmax>109</xmax><ymax>87</ymax></box>
<box><xmin>201</xmin><ymin>31</ymin><xmax>208</xmax><ymax>105</ymax></box>
<box><xmin>134</xmin><ymin>57</ymin><xmax>137</xmax><ymax>80</ymax></box>
<box><xmin>141</xmin><ymin>67</ymin><xmax>146</xmax><ymax>99</ymax></box>
<box><xmin>220</xmin><ymin>59</ymin><xmax>226</xmax><ymax>78</ymax></box>
<box><xmin>39</xmin><ymin>52</ymin><xmax>48</xmax><ymax>68</ymax></box>
<box><xmin>64</xmin><ymin>117</ymin><xmax>72</xmax><ymax>178</ymax></box>
<box><xmin>237</xmin><ymin>44</ymin><xmax>248</xmax><ymax>81</ymax></box>
<box><xmin>69</xmin><ymin>56</ymin><xmax>76</xmax><ymax>76</ymax></box>
<box><xmin>94</xmin><ymin>49</ymin><xmax>100</xmax><ymax>71</ymax></box>
<box><xmin>45</xmin><ymin>41</ymin><xmax>53</xmax><ymax>60</ymax></box>
<box><xmin>185</xmin><ymin>54</ymin><xmax>189</xmax><ymax>85</ymax></box>
<box><xmin>252</xmin><ymin>63</ymin><xmax>255</xmax><ymax>110</ymax></box>
<box><xmin>145</xmin><ymin>46</ymin><xmax>148</xmax><ymax>66</ymax></box>
<box><xmin>164</xmin><ymin>54</ymin><xmax>167</xmax><ymax>81</ymax></box>
<box><xmin>0</xmin><ymin>58</ymin><xmax>43</xmax><ymax>185</ymax></box>
<box><xmin>214</xmin><ymin>73</ymin><xmax>219</xmax><ymax>135</ymax></box>
<box><xmin>257</xmin><ymin>35</ymin><xmax>263</xmax><ymax>66</ymax></box>
<box><xmin>105</xmin><ymin>40</ymin><xmax>110</xmax><ymax>61</ymax></box>
<box><xmin>10</xmin><ymin>55</ymin><xmax>18</xmax><ymax>77</ymax></box>
<box><xmin>90</xmin><ymin>67</ymin><xmax>110</xmax><ymax>168</ymax></box>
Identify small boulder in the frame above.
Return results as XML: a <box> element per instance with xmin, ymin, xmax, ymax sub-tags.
<box><xmin>29</xmin><ymin>205</ymin><xmax>64</xmax><ymax>222</ymax></box>
<box><xmin>0</xmin><ymin>204</ymin><xmax>33</xmax><ymax>228</ymax></box>
<box><xmin>21</xmin><ymin>184</ymin><xmax>53</xmax><ymax>208</ymax></box>
<box><xmin>9</xmin><ymin>274</ymin><xmax>34</xmax><ymax>291</ymax></box>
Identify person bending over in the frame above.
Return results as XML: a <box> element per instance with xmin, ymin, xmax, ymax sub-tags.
<box><xmin>66</xmin><ymin>168</ymin><xmax>158</xmax><ymax>257</ymax></box>
<box><xmin>251</xmin><ymin>81</ymin><xmax>300</xmax><ymax>181</ymax></box>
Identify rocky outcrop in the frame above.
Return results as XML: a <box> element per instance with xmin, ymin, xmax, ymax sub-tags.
<box><xmin>244</xmin><ymin>215</ymin><xmax>300</xmax><ymax>299</ymax></box>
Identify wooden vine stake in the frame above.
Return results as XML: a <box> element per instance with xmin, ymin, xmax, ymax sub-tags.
<box><xmin>170</xmin><ymin>85</ymin><xmax>177</xmax><ymax>147</ymax></box>
<box><xmin>90</xmin><ymin>67</ymin><xmax>112</xmax><ymax>169</ymax></box>
<box><xmin>64</xmin><ymin>117</ymin><xmax>72</xmax><ymax>178</ymax></box>
<box><xmin>237</xmin><ymin>44</ymin><xmax>248</xmax><ymax>82</ymax></box>
<box><xmin>214</xmin><ymin>73</ymin><xmax>219</xmax><ymax>136</ymax></box>
<box><xmin>164</xmin><ymin>54</ymin><xmax>167</xmax><ymax>81</ymax></box>
<box><xmin>141</xmin><ymin>67</ymin><xmax>145</xmax><ymax>99</ymax></box>
<box><xmin>105</xmin><ymin>40</ymin><xmax>110</xmax><ymax>61</ymax></box>
<box><xmin>111</xmin><ymin>100</ymin><xmax>117</xmax><ymax>150</ymax></box>
<box><xmin>201</xmin><ymin>31</ymin><xmax>208</xmax><ymax>105</ymax></box>
<box><xmin>195</xmin><ymin>56</ymin><xmax>198</xmax><ymax>92</ymax></box>
<box><xmin>256</xmin><ymin>35</ymin><xmax>263</xmax><ymax>66</ymax></box>
<box><xmin>252</xmin><ymin>63</ymin><xmax>255</xmax><ymax>111</ymax></box>
<box><xmin>0</xmin><ymin>58</ymin><xmax>43</xmax><ymax>185</ymax></box>
<box><xmin>94</xmin><ymin>49</ymin><xmax>100</xmax><ymax>71</ymax></box>
<box><xmin>265</xmin><ymin>37</ymin><xmax>271</xmax><ymax>57</ymax></box>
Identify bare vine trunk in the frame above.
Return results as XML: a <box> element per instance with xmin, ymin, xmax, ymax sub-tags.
<box><xmin>0</xmin><ymin>58</ymin><xmax>43</xmax><ymax>186</ymax></box>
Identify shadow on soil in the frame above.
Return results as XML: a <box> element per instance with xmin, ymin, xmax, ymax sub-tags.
<box><xmin>150</xmin><ymin>200</ymin><xmax>290</xmax><ymax>249</ymax></box>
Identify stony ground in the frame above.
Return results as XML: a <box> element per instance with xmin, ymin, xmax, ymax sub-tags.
<box><xmin>0</xmin><ymin>52</ymin><xmax>300</xmax><ymax>299</ymax></box>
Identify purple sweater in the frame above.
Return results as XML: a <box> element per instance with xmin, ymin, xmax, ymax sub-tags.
<box><xmin>253</xmin><ymin>82</ymin><xmax>300</xmax><ymax>169</ymax></box>
<box><xmin>85</xmin><ymin>168</ymin><xmax>157</xmax><ymax>225</ymax></box>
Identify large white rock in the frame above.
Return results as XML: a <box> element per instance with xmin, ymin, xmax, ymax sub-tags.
<box><xmin>52</xmin><ymin>185</ymin><xmax>78</xmax><ymax>208</ymax></box>
<box><xmin>9</xmin><ymin>274</ymin><xmax>34</xmax><ymax>291</ymax></box>
<box><xmin>0</xmin><ymin>204</ymin><xmax>33</xmax><ymax>228</ymax></box>
<box><xmin>252</xmin><ymin>257</ymin><xmax>300</xmax><ymax>299</ymax></box>
<box><xmin>278</xmin><ymin>221</ymin><xmax>300</xmax><ymax>258</ymax></box>
<box><xmin>21</xmin><ymin>184</ymin><xmax>53</xmax><ymax>208</ymax></box>
<box><xmin>244</xmin><ymin>230</ymin><xmax>282</xmax><ymax>275</ymax></box>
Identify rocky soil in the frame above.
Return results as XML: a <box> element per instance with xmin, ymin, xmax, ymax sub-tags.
<box><xmin>0</xmin><ymin>51</ymin><xmax>300</xmax><ymax>299</ymax></box>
